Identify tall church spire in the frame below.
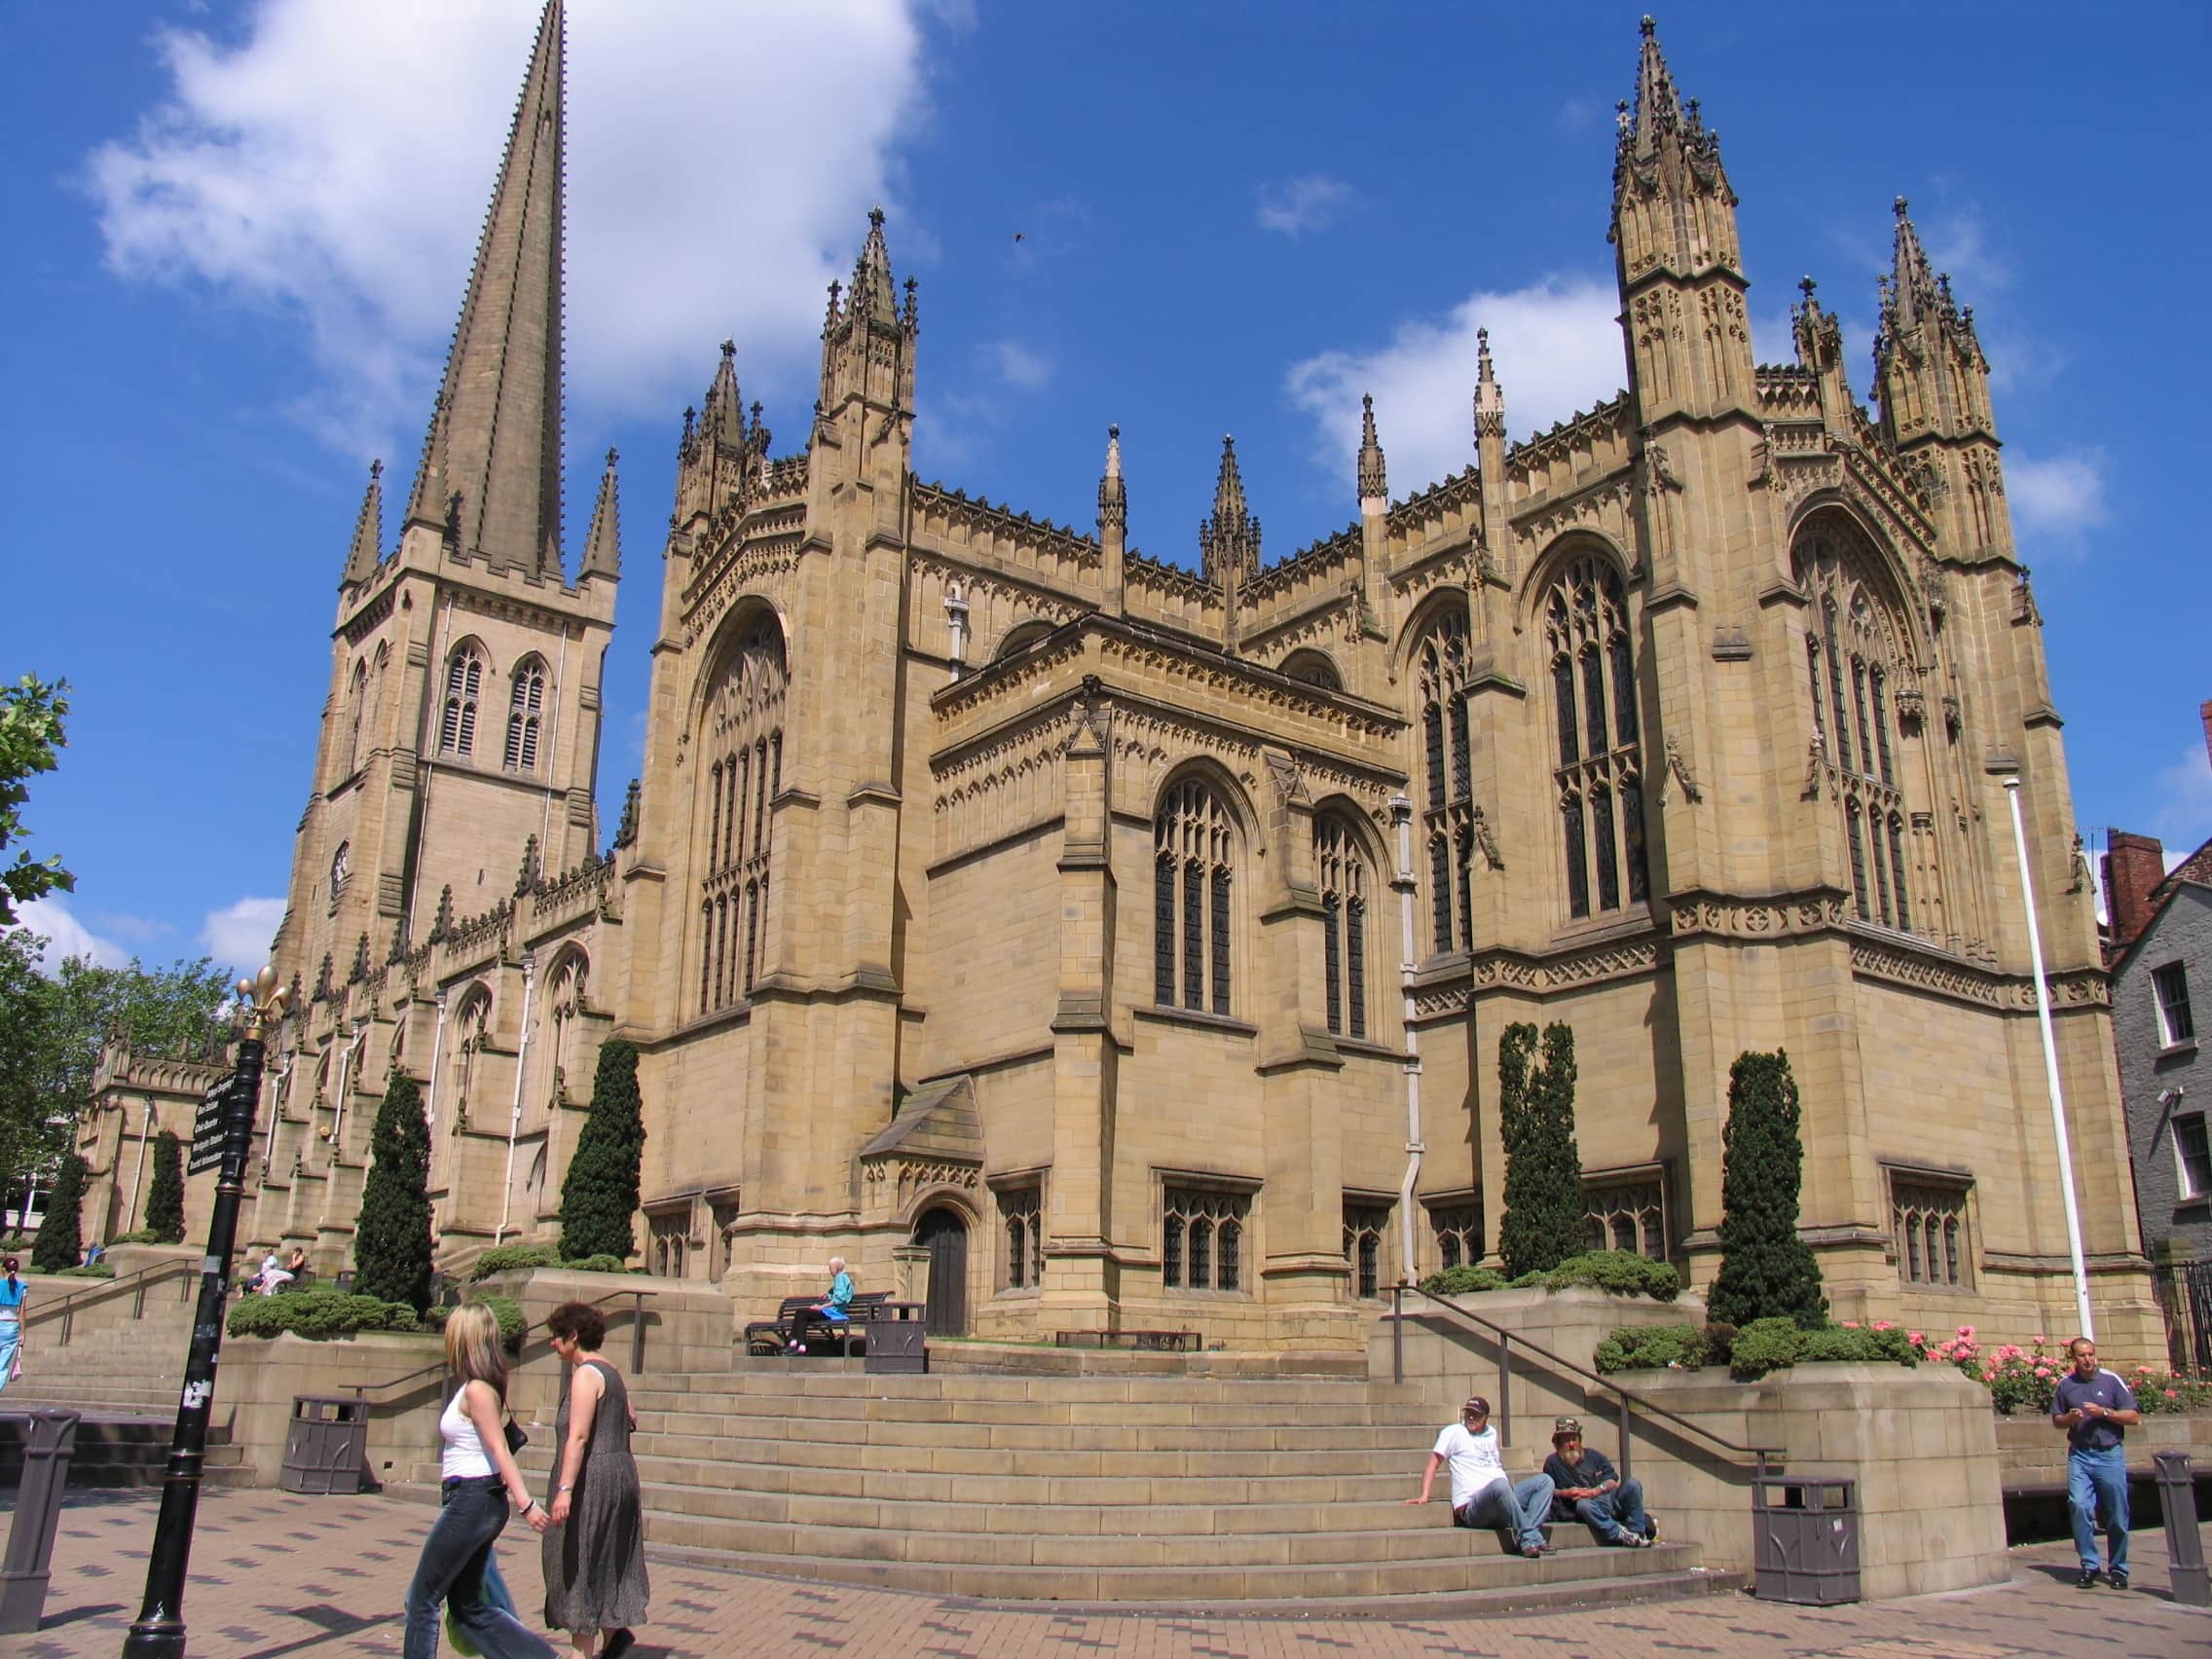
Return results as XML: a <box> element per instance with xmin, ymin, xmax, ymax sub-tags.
<box><xmin>1198</xmin><ymin>435</ymin><xmax>1261</xmax><ymax>586</ymax></box>
<box><xmin>1874</xmin><ymin>196</ymin><xmax>1995</xmax><ymax>447</ymax></box>
<box><xmin>403</xmin><ymin>0</ymin><xmax>567</xmax><ymax>578</ymax></box>
<box><xmin>1609</xmin><ymin>16</ymin><xmax>1741</xmax><ymax>283</ymax></box>
<box><xmin>1356</xmin><ymin>394</ymin><xmax>1387</xmax><ymax>505</ymax></box>
<box><xmin>342</xmin><ymin>459</ymin><xmax>383</xmax><ymax>588</ymax></box>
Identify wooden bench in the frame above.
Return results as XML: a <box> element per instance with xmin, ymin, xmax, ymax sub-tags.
<box><xmin>746</xmin><ymin>1291</ymin><xmax>903</xmax><ymax>1356</ymax></box>
<box><xmin>1052</xmin><ymin>1329</ymin><xmax>1202</xmax><ymax>1352</ymax></box>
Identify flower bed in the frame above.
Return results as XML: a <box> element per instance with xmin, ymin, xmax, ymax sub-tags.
<box><xmin>1908</xmin><ymin>1325</ymin><xmax>2212</xmax><ymax>1416</ymax></box>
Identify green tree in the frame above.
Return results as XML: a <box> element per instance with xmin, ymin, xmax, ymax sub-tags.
<box><xmin>0</xmin><ymin>927</ymin><xmax>64</xmax><ymax>1231</ymax></box>
<box><xmin>35</xmin><ymin>954</ymin><xmax>233</xmax><ymax>1130</ymax></box>
<box><xmin>144</xmin><ymin>1128</ymin><xmax>186</xmax><ymax>1243</ymax></box>
<box><xmin>352</xmin><ymin>1071</ymin><xmax>434</xmax><ymax>1311</ymax></box>
<box><xmin>1497</xmin><ymin>1020</ymin><xmax>1588</xmax><ymax>1278</ymax></box>
<box><xmin>31</xmin><ymin>1152</ymin><xmax>87</xmax><ymax>1271</ymax></box>
<box><xmin>560</xmin><ymin>1039</ymin><xmax>644</xmax><ymax>1264</ymax></box>
<box><xmin>1707</xmin><ymin>1049</ymin><xmax>1828</xmax><ymax>1329</ymax></box>
<box><xmin>0</xmin><ymin>675</ymin><xmax>73</xmax><ymax>927</ymax></box>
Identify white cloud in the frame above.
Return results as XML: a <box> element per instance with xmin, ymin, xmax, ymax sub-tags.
<box><xmin>86</xmin><ymin>0</ymin><xmax>932</xmax><ymax>461</ymax></box>
<box><xmin>11</xmin><ymin>898</ymin><xmax>128</xmax><ymax>972</ymax></box>
<box><xmin>2007</xmin><ymin>449</ymin><xmax>2110</xmax><ymax>546</ymax></box>
<box><xmin>981</xmin><ymin>339</ymin><xmax>1052</xmax><ymax>391</ymax></box>
<box><xmin>203</xmin><ymin>896</ymin><xmax>287</xmax><ymax>975</ymax></box>
<box><xmin>1256</xmin><ymin>174</ymin><xmax>1354</xmax><ymax>237</ymax></box>
<box><xmin>1285</xmin><ymin>276</ymin><xmax>1625</xmax><ymax>495</ymax></box>
<box><xmin>1554</xmin><ymin>94</ymin><xmax>1604</xmax><ymax>133</ymax></box>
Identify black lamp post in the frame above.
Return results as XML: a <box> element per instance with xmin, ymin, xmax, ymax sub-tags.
<box><xmin>123</xmin><ymin>966</ymin><xmax>287</xmax><ymax>1658</ymax></box>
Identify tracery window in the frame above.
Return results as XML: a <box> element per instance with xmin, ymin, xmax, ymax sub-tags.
<box><xmin>1428</xmin><ymin>1201</ymin><xmax>1484</xmax><ymax>1272</ymax></box>
<box><xmin>1582</xmin><ymin>1169</ymin><xmax>1668</xmax><ymax>1262</ymax></box>
<box><xmin>1001</xmin><ymin>1186</ymin><xmax>1044</xmax><ymax>1290</ymax></box>
<box><xmin>1162</xmin><ymin>1187</ymin><xmax>1247</xmax><ymax>1292</ymax></box>
<box><xmin>330</xmin><ymin>841</ymin><xmax>350</xmax><ymax>899</ymax></box>
<box><xmin>1415</xmin><ymin>604</ymin><xmax>1474</xmax><ymax>956</ymax></box>
<box><xmin>1314</xmin><ymin>813</ymin><xmax>1370</xmax><ymax>1041</ymax></box>
<box><xmin>503</xmin><ymin>657</ymin><xmax>546</xmax><ymax>772</ymax></box>
<box><xmin>695</xmin><ymin>616</ymin><xmax>787</xmax><ymax>1016</ymax></box>
<box><xmin>1545</xmin><ymin>557</ymin><xmax>1646</xmax><ymax>921</ymax></box>
<box><xmin>346</xmin><ymin>659</ymin><xmax>369</xmax><ymax>775</ymax></box>
<box><xmin>1154</xmin><ymin>779</ymin><xmax>1235</xmax><ymax>1015</ymax></box>
<box><xmin>1343</xmin><ymin>1200</ymin><xmax>1391</xmax><ymax>1299</ymax></box>
<box><xmin>439</xmin><ymin>645</ymin><xmax>485</xmax><ymax>757</ymax></box>
<box><xmin>1798</xmin><ymin>528</ymin><xmax>1928</xmax><ymax>937</ymax></box>
<box><xmin>1890</xmin><ymin>1174</ymin><xmax>1972</xmax><ymax>1290</ymax></box>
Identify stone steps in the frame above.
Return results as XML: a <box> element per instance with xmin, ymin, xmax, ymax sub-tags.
<box><xmin>0</xmin><ymin>1410</ymin><xmax>251</xmax><ymax>1489</ymax></box>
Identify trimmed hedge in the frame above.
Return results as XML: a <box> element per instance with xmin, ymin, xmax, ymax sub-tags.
<box><xmin>53</xmin><ymin>1262</ymin><xmax>116</xmax><ymax>1278</ymax></box>
<box><xmin>1419</xmin><ymin>1264</ymin><xmax>1505</xmax><ymax>1296</ymax></box>
<box><xmin>113</xmin><ymin>1229</ymin><xmax>163</xmax><ymax>1245</ymax></box>
<box><xmin>1508</xmin><ymin>1250</ymin><xmax>1680</xmax><ymax>1301</ymax></box>
<box><xmin>226</xmin><ymin>1291</ymin><xmax>421</xmax><ymax>1341</ymax></box>
<box><xmin>468</xmin><ymin>1244</ymin><xmax>561</xmax><ymax>1280</ymax></box>
<box><xmin>564</xmin><ymin>1254</ymin><xmax>627</xmax><ymax>1275</ymax></box>
<box><xmin>473</xmin><ymin>1293</ymin><xmax>526</xmax><ymax>1352</ymax></box>
<box><xmin>1595</xmin><ymin>1313</ymin><xmax>1916</xmax><ymax>1381</ymax></box>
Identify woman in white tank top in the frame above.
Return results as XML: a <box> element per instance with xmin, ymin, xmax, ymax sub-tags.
<box><xmin>401</xmin><ymin>1304</ymin><xmax>555</xmax><ymax>1659</ymax></box>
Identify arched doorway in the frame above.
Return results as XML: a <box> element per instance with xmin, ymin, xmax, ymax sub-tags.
<box><xmin>912</xmin><ymin>1204</ymin><xmax>969</xmax><ymax>1337</ymax></box>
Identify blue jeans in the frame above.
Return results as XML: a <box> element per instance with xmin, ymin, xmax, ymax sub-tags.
<box><xmin>1455</xmin><ymin>1473</ymin><xmax>1556</xmax><ymax>1551</ymax></box>
<box><xmin>1572</xmin><ymin>1476</ymin><xmax>1648</xmax><ymax>1543</ymax></box>
<box><xmin>403</xmin><ymin>1477</ymin><xmax>555</xmax><ymax>1659</ymax></box>
<box><xmin>2068</xmin><ymin>1446</ymin><xmax>2130</xmax><ymax>1574</ymax></box>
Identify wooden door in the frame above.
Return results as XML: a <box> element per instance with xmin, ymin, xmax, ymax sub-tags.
<box><xmin>914</xmin><ymin>1205</ymin><xmax>968</xmax><ymax>1336</ymax></box>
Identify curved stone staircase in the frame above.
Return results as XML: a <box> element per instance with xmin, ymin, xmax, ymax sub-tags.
<box><xmin>396</xmin><ymin>1367</ymin><xmax>1733</xmax><ymax>1613</ymax></box>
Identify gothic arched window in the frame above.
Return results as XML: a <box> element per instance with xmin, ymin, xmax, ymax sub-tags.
<box><xmin>503</xmin><ymin>657</ymin><xmax>546</xmax><ymax>772</ymax></box>
<box><xmin>330</xmin><ymin>841</ymin><xmax>350</xmax><ymax>898</ymax></box>
<box><xmin>1797</xmin><ymin>525</ymin><xmax>1929</xmax><ymax>937</ymax></box>
<box><xmin>695</xmin><ymin>615</ymin><xmax>787</xmax><ymax>1016</ymax></box>
<box><xmin>440</xmin><ymin>645</ymin><xmax>485</xmax><ymax>757</ymax></box>
<box><xmin>1544</xmin><ymin>557</ymin><xmax>1645</xmax><ymax>921</ymax></box>
<box><xmin>1314</xmin><ymin>812</ymin><xmax>1370</xmax><ymax>1041</ymax></box>
<box><xmin>1154</xmin><ymin>778</ymin><xmax>1235</xmax><ymax>1016</ymax></box>
<box><xmin>346</xmin><ymin>659</ymin><xmax>369</xmax><ymax>776</ymax></box>
<box><xmin>1415</xmin><ymin>603</ymin><xmax>1474</xmax><ymax>955</ymax></box>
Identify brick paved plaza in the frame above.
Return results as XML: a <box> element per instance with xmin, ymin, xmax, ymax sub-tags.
<box><xmin>7</xmin><ymin>1488</ymin><xmax>2208</xmax><ymax>1658</ymax></box>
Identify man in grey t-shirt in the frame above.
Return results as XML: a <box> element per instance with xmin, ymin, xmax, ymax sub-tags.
<box><xmin>2050</xmin><ymin>1337</ymin><xmax>2140</xmax><ymax>1590</ymax></box>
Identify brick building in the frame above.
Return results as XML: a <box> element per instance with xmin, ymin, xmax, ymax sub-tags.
<box><xmin>79</xmin><ymin>9</ymin><xmax>2158</xmax><ymax>1354</ymax></box>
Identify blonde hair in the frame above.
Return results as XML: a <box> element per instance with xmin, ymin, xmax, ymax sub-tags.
<box><xmin>444</xmin><ymin>1303</ymin><xmax>508</xmax><ymax>1400</ymax></box>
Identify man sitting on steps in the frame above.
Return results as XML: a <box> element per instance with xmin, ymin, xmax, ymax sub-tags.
<box><xmin>1543</xmin><ymin>1417</ymin><xmax>1657</xmax><ymax>1547</ymax></box>
<box><xmin>1406</xmin><ymin>1395</ymin><xmax>1555</xmax><ymax>1558</ymax></box>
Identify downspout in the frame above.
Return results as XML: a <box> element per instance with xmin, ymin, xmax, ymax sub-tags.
<box><xmin>263</xmin><ymin>1046</ymin><xmax>293</xmax><ymax>1172</ymax></box>
<box><xmin>1390</xmin><ymin>795</ymin><xmax>1422</xmax><ymax>1284</ymax></box>
<box><xmin>124</xmin><ymin>1097</ymin><xmax>155</xmax><ymax>1235</ymax></box>
<box><xmin>495</xmin><ymin>950</ymin><xmax>537</xmax><ymax>1245</ymax></box>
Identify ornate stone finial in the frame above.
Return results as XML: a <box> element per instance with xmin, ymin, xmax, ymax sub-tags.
<box><xmin>387</xmin><ymin>914</ymin><xmax>409</xmax><ymax>965</ymax></box>
<box><xmin>1098</xmin><ymin>424</ymin><xmax>1126</xmax><ymax>532</ymax></box>
<box><xmin>1641</xmin><ymin>14</ymin><xmax>1656</xmax><ymax>35</ymax></box>
<box><xmin>613</xmin><ymin>777</ymin><xmax>641</xmax><ymax>849</ymax></box>
<box><xmin>720</xmin><ymin>338</ymin><xmax>735</xmax><ymax>361</ymax></box>
<box><xmin>312</xmin><ymin>952</ymin><xmax>334</xmax><ymax>1004</ymax></box>
<box><xmin>1799</xmin><ymin>275</ymin><xmax>1818</xmax><ymax>301</ymax></box>
<box><xmin>343</xmin><ymin>456</ymin><xmax>386</xmax><ymax>587</ymax></box>
<box><xmin>1357</xmin><ymin>393</ymin><xmax>1387</xmax><ymax>502</ymax></box>
<box><xmin>1895</xmin><ymin>195</ymin><xmax>1909</xmax><ymax>217</ymax></box>
<box><xmin>348</xmin><ymin>932</ymin><xmax>370</xmax><ymax>985</ymax></box>
<box><xmin>583</xmin><ymin>444</ymin><xmax>622</xmax><ymax>580</ymax></box>
<box><xmin>823</xmin><ymin>278</ymin><xmax>842</xmax><ymax>334</ymax></box>
<box><xmin>430</xmin><ymin>883</ymin><xmax>456</xmax><ymax>942</ymax></box>
<box><xmin>868</xmin><ymin>204</ymin><xmax>886</xmax><ymax>230</ymax></box>
<box><xmin>1473</xmin><ymin>328</ymin><xmax>1505</xmax><ymax>441</ymax></box>
<box><xmin>515</xmin><ymin>833</ymin><xmax>540</xmax><ymax>899</ymax></box>
<box><xmin>1199</xmin><ymin>434</ymin><xmax>1261</xmax><ymax>585</ymax></box>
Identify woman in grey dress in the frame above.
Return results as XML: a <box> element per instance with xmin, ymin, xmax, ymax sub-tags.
<box><xmin>542</xmin><ymin>1302</ymin><xmax>648</xmax><ymax>1658</ymax></box>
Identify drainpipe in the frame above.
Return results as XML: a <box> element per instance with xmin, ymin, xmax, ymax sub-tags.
<box><xmin>124</xmin><ymin>1096</ymin><xmax>156</xmax><ymax>1235</ymax></box>
<box><xmin>495</xmin><ymin>949</ymin><xmax>537</xmax><ymax>1245</ymax></box>
<box><xmin>1390</xmin><ymin>794</ymin><xmax>1423</xmax><ymax>1284</ymax></box>
<box><xmin>263</xmin><ymin>1046</ymin><xmax>293</xmax><ymax>1172</ymax></box>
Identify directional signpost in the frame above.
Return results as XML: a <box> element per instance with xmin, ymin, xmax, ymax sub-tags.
<box><xmin>124</xmin><ymin>967</ymin><xmax>287</xmax><ymax>1659</ymax></box>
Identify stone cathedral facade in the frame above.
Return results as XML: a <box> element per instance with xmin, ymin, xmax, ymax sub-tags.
<box><xmin>78</xmin><ymin>8</ymin><xmax>2157</xmax><ymax>1353</ymax></box>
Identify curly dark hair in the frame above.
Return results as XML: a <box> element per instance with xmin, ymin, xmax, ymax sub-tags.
<box><xmin>544</xmin><ymin>1300</ymin><xmax>607</xmax><ymax>1351</ymax></box>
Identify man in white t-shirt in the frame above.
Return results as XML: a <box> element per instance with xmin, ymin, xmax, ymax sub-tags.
<box><xmin>1405</xmin><ymin>1395</ymin><xmax>1556</xmax><ymax>1557</ymax></box>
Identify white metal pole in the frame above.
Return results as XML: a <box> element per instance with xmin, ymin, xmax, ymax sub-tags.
<box><xmin>125</xmin><ymin>1097</ymin><xmax>155</xmax><ymax>1235</ymax></box>
<box><xmin>496</xmin><ymin>952</ymin><xmax>537</xmax><ymax>1245</ymax></box>
<box><xmin>2004</xmin><ymin>776</ymin><xmax>2094</xmax><ymax>1341</ymax></box>
<box><xmin>1390</xmin><ymin>795</ymin><xmax>1423</xmax><ymax>1285</ymax></box>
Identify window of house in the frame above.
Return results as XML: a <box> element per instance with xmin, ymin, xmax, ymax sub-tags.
<box><xmin>1313</xmin><ymin>814</ymin><xmax>1370</xmax><ymax>1040</ymax></box>
<box><xmin>1001</xmin><ymin>1186</ymin><xmax>1044</xmax><ymax>1289</ymax></box>
<box><xmin>504</xmin><ymin>658</ymin><xmax>545</xmax><ymax>772</ymax></box>
<box><xmin>1890</xmin><ymin>1176</ymin><xmax>1972</xmax><ymax>1289</ymax></box>
<box><xmin>1582</xmin><ymin>1170</ymin><xmax>1667</xmax><ymax>1261</ymax></box>
<box><xmin>440</xmin><ymin>645</ymin><xmax>485</xmax><ymax>757</ymax></box>
<box><xmin>1429</xmin><ymin>1201</ymin><xmax>1484</xmax><ymax>1272</ymax></box>
<box><xmin>1162</xmin><ymin>1187</ymin><xmax>1248</xmax><ymax>1292</ymax></box>
<box><xmin>1343</xmin><ymin>1201</ymin><xmax>1391</xmax><ymax>1299</ymax></box>
<box><xmin>1544</xmin><ymin>558</ymin><xmax>1645</xmax><ymax>922</ymax></box>
<box><xmin>2176</xmin><ymin>1116</ymin><xmax>2212</xmax><ymax>1201</ymax></box>
<box><xmin>695</xmin><ymin>618</ymin><xmax>786</xmax><ymax>1016</ymax></box>
<box><xmin>1154</xmin><ymin>780</ymin><xmax>1235</xmax><ymax>1015</ymax></box>
<box><xmin>2155</xmin><ymin>963</ymin><xmax>2196</xmax><ymax>1049</ymax></box>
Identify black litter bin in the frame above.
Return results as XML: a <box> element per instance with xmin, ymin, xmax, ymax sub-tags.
<box><xmin>864</xmin><ymin>1307</ymin><xmax>928</xmax><ymax>1376</ymax></box>
<box><xmin>1751</xmin><ymin>1474</ymin><xmax>1859</xmax><ymax>1604</ymax></box>
<box><xmin>281</xmin><ymin>1395</ymin><xmax>370</xmax><ymax>1494</ymax></box>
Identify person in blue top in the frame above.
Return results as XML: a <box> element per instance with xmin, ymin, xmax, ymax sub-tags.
<box><xmin>2051</xmin><ymin>1336</ymin><xmax>2140</xmax><ymax>1591</ymax></box>
<box><xmin>0</xmin><ymin>1255</ymin><xmax>27</xmax><ymax>1396</ymax></box>
<box><xmin>792</xmin><ymin>1258</ymin><xmax>854</xmax><ymax>1353</ymax></box>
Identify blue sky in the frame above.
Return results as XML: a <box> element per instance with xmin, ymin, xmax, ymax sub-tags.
<box><xmin>2</xmin><ymin>0</ymin><xmax>2206</xmax><ymax>977</ymax></box>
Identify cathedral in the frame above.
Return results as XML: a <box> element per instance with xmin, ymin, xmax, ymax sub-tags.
<box><xmin>77</xmin><ymin>8</ymin><xmax>2158</xmax><ymax>1353</ymax></box>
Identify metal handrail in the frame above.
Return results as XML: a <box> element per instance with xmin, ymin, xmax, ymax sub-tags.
<box><xmin>18</xmin><ymin>1257</ymin><xmax>199</xmax><ymax>1346</ymax></box>
<box><xmin>1389</xmin><ymin>1281</ymin><xmax>1783</xmax><ymax>1482</ymax></box>
<box><xmin>349</xmin><ymin>1279</ymin><xmax>679</xmax><ymax>1410</ymax></box>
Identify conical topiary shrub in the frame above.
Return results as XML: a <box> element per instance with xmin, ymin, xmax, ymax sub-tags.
<box><xmin>560</xmin><ymin>1039</ymin><xmax>644</xmax><ymax>1264</ymax></box>
<box><xmin>351</xmin><ymin>1071</ymin><xmax>434</xmax><ymax>1312</ymax></box>
<box><xmin>32</xmin><ymin>1153</ymin><xmax>87</xmax><ymax>1272</ymax></box>
<box><xmin>1498</xmin><ymin>1020</ymin><xmax>1587</xmax><ymax>1278</ymax></box>
<box><xmin>1706</xmin><ymin>1049</ymin><xmax>1828</xmax><ymax>1329</ymax></box>
<box><xmin>145</xmin><ymin>1128</ymin><xmax>186</xmax><ymax>1244</ymax></box>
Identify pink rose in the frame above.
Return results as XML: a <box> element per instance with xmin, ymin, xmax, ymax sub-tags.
<box><xmin>2167</xmin><ymin>1389</ymin><xmax>2179</xmax><ymax>1399</ymax></box>
<box><xmin>1872</xmin><ymin>1320</ymin><xmax>1895</xmax><ymax>1332</ymax></box>
<box><xmin>2034</xmin><ymin>1334</ymin><xmax>2047</xmax><ymax>1345</ymax></box>
<box><xmin>1908</xmin><ymin>1331</ymin><xmax>1925</xmax><ymax>1346</ymax></box>
<box><xmin>1843</xmin><ymin>1321</ymin><xmax>1861</xmax><ymax>1329</ymax></box>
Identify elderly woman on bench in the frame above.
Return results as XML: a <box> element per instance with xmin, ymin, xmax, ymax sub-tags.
<box><xmin>790</xmin><ymin>1258</ymin><xmax>854</xmax><ymax>1353</ymax></box>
